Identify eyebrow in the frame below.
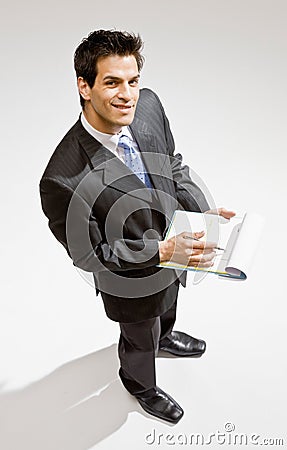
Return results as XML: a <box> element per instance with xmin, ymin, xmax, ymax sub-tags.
<box><xmin>103</xmin><ymin>74</ymin><xmax>140</xmax><ymax>81</ymax></box>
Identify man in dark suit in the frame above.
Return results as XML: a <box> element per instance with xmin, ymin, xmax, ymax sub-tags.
<box><xmin>40</xmin><ymin>30</ymin><xmax>234</xmax><ymax>423</ymax></box>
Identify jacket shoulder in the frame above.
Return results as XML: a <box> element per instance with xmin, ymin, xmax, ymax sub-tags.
<box><xmin>138</xmin><ymin>88</ymin><xmax>162</xmax><ymax>107</ymax></box>
<box><xmin>40</xmin><ymin>119</ymin><xmax>88</xmax><ymax>183</ymax></box>
<box><xmin>136</xmin><ymin>88</ymin><xmax>165</xmax><ymax>122</ymax></box>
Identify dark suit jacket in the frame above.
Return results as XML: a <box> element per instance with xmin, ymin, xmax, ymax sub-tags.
<box><xmin>40</xmin><ymin>88</ymin><xmax>209</xmax><ymax>322</ymax></box>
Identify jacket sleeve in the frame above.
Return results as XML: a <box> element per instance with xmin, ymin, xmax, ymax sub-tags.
<box><xmin>152</xmin><ymin>91</ymin><xmax>210</xmax><ymax>213</ymax></box>
<box><xmin>39</xmin><ymin>177</ymin><xmax>160</xmax><ymax>273</ymax></box>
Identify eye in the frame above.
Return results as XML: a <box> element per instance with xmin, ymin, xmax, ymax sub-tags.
<box><xmin>106</xmin><ymin>80</ymin><xmax>116</xmax><ymax>86</ymax></box>
<box><xmin>129</xmin><ymin>79</ymin><xmax>139</xmax><ymax>86</ymax></box>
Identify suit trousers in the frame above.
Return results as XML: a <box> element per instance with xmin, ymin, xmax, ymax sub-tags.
<box><xmin>118</xmin><ymin>281</ymin><xmax>179</xmax><ymax>397</ymax></box>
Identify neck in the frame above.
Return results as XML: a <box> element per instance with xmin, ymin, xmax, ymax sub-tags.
<box><xmin>82</xmin><ymin>107</ymin><xmax>121</xmax><ymax>135</ymax></box>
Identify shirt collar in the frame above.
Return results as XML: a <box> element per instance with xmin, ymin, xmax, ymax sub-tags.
<box><xmin>80</xmin><ymin>112</ymin><xmax>133</xmax><ymax>153</ymax></box>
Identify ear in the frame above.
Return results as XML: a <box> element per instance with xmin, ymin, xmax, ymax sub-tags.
<box><xmin>77</xmin><ymin>77</ymin><xmax>91</xmax><ymax>102</ymax></box>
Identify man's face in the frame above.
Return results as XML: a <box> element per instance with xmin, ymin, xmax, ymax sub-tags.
<box><xmin>79</xmin><ymin>54</ymin><xmax>140</xmax><ymax>134</ymax></box>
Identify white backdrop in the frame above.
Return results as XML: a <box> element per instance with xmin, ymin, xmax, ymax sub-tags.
<box><xmin>0</xmin><ymin>1</ymin><xmax>286</xmax><ymax>449</ymax></box>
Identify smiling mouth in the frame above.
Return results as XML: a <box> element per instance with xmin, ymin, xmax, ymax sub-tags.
<box><xmin>112</xmin><ymin>104</ymin><xmax>133</xmax><ymax>110</ymax></box>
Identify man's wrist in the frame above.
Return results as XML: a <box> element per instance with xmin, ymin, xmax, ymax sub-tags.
<box><xmin>158</xmin><ymin>240</ymin><xmax>174</xmax><ymax>263</ymax></box>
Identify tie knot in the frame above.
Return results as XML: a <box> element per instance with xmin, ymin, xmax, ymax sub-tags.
<box><xmin>118</xmin><ymin>134</ymin><xmax>131</xmax><ymax>149</ymax></box>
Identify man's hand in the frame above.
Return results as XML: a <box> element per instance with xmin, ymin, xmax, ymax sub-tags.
<box><xmin>158</xmin><ymin>207</ymin><xmax>236</xmax><ymax>267</ymax></box>
<box><xmin>205</xmin><ymin>207</ymin><xmax>236</xmax><ymax>220</ymax></box>
<box><xmin>159</xmin><ymin>231</ymin><xmax>216</xmax><ymax>267</ymax></box>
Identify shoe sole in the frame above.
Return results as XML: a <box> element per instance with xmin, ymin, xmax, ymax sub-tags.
<box><xmin>158</xmin><ymin>348</ymin><xmax>205</xmax><ymax>357</ymax></box>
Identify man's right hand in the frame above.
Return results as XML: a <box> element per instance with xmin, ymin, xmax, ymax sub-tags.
<box><xmin>158</xmin><ymin>231</ymin><xmax>217</xmax><ymax>267</ymax></box>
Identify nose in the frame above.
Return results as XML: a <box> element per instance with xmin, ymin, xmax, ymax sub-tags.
<box><xmin>117</xmin><ymin>82</ymin><xmax>132</xmax><ymax>101</ymax></box>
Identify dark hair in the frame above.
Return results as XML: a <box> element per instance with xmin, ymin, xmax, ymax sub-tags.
<box><xmin>74</xmin><ymin>29</ymin><xmax>144</xmax><ymax>107</ymax></box>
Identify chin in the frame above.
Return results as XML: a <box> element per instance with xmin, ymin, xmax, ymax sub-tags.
<box><xmin>118</xmin><ymin>116</ymin><xmax>134</xmax><ymax>126</ymax></box>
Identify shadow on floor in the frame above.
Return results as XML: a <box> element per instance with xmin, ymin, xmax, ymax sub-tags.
<box><xmin>0</xmin><ymin>344</ymin><xmax>140</xmax><ymax>450</ymax></box>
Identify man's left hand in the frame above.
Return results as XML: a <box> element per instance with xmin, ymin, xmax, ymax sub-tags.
<box><xmin>205</xmin><ymin>207</ymin><xmax>236</xmax><ymax>220</ymax></box>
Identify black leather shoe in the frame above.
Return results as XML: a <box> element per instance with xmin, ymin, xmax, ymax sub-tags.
<box><xmin>159</xmin><ymin>331</ymin><xmax>206</xmax><ymax>357</ymax></box>
<box><xmin>136</xmin><ymin>387</ymin><xmax>184</xmax><ymax>423</ymax></box>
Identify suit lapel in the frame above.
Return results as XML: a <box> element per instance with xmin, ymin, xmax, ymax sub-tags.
<box><xmin>130</xmin><ymin>117</ymin><xmax>166</xmax><ymax>190</ymax></box>
<box><xmin>130</xmin><ymin>117</ymin><xmax>179</xmax><ymax>229</ymax></box>
<box><xmin>76</xmin><ymin>120</ymin><xmax>153</xmax><ymax>203</ymax></box>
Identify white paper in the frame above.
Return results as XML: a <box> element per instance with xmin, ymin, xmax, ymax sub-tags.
<box><xmin>160</xmin><ymin>210</ymin><xmax>264</xmax><ymax>279</ymax></box>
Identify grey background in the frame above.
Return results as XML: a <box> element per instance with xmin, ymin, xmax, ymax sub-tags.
<box><xmin>0</xmin><ymin>0</ymin><xmax>286</xmax><ymax>449</ymax></box>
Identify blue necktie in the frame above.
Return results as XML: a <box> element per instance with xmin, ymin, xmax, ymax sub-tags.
<box><xmin>118</xmin><ymin>134</ymin><xmax>153</xmax><ymax>189</ymax></box>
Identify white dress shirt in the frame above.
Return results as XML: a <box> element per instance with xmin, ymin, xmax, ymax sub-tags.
<box><xmin>81</xmin><ymin>112</ymin><xmax>142</xmax><ymax>163</ymax></box>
